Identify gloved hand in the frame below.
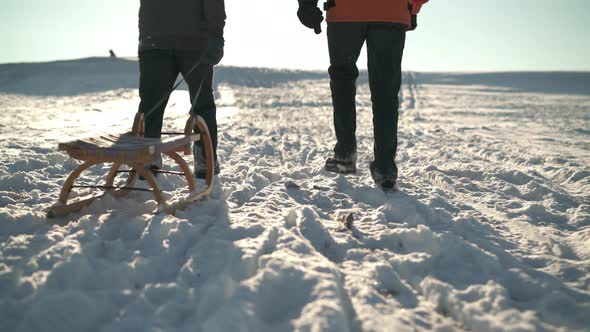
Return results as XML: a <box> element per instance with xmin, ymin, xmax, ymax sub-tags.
<box><xmin>297</xmin><ymin>2</ymin><xmax>323</xmax><ymax>34</ymax></box>
<box><xmin>203</xmin><ymin>36</ymin><xmax>224</xmax><ymax>66</ymax></box>
<box><xmin>408</xmin><ymin>14</ymin><xmax>418</xmax><ymax>31</ymax></box>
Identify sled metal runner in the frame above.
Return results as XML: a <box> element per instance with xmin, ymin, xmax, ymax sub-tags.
<box><xmin>46</xmin><ymin>113</ymin><xmax>214</xmax><ymax>218</ymax></box>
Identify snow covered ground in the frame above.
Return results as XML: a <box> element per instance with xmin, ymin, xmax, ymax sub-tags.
<box><xmin>1</xmin><ymin>58</ymin><xmax>589</xmax><ymax>331</ymax></box>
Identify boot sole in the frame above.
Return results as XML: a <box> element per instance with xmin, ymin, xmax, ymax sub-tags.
<box><xmin>324</xmin><ymin>164</ymin><xmax>357</xmax><ymax>174</ymax></box>
<box><xmin>378</xmin><ymin>180</ymin><xmax>396</xmax><ymax>191</ymax></box>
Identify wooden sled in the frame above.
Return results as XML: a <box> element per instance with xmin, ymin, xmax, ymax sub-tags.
<box><xmin>46</xmin><ymin>113</ymin><xmax>215</xmax><ymax>218</ymax></box>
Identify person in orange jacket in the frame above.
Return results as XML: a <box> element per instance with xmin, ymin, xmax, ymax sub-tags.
<box><xmin>297</xmin><ymin>0</ymin><xmax>428</xmax><ymax>190</ymax></box>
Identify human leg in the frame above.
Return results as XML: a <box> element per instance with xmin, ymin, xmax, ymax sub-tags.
<box><xmin>176</xmin><ymin>52</ymin><xmax>219</xmax><ymax>178</ymax></box>
<box><xmin>325</xmin><ymin>22</ymin><xmax>367</xmax><ymax>173</ymax></box>
<box><xmin>138</xmin><ymin>50</ymin><xmax>179</xmax><ymax>138</ymax></box>
<box><xmin>191</xmin><ymin>65</ymin><xmax>221</xmax><ymax>177</ymax></box>
<box><xmin>366</xmin><ymin>23</ymin><xmax>406</xmax><ymax>186</ymax></box>
<box><xmin>188</xmin><ymin>65</ymin><xmax>218</xmax><ymax>157</ymax></box>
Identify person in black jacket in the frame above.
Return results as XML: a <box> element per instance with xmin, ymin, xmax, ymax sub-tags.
<box><xmin>138</xmin><ymin>0</ymin><xmax>225</xmax><ymax>177</ymax></box>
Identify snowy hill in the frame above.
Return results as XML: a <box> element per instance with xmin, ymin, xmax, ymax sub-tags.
<box><xmin>0</xmin><ymin>58</ymin><xmax>327</xmax><ymax>96</ymax></box>
<box><xmin>2</xmin><ymin>57</ymin><xmax>589</xmax><ymax>95</ymax></box>
<box><xmin>0</xmin><ymin>58</ymin><xmax>589</xmax><ymax>331</ymax></box>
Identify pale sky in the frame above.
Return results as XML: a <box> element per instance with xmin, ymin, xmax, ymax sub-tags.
<box><xmin>2</xmin><ymin>0</ymin><xmax>589</xmax><ymax>71</ymax></box>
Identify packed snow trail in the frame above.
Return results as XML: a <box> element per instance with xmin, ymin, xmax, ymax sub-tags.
<box><xmin>1</xmin><ymin>60</ymin><xmax>589</xmax><ymax>331</ymax></box>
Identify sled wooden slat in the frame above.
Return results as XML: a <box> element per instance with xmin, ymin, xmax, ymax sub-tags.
<box><xmin>59</xmin><ymin>135</ymin><xmax>198</xmax><ymax>163</ymax></box>
<box><xmin>47</xmin><ymin>113</ymin><xmax>215</xmax><ymax>218</ymax></box>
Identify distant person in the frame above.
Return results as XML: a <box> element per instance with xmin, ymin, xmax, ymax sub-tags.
<box><xmin>297</xmin><ymin>0</ymin><xmax>428</xmax><ymax>190</ymax></box>
<box><xmin>109</xmin><ymin>49</ymin><xmax>117</xmax><ymax>58</ymax></box>
<box><xmin>138</xmin><ymin>0</ymin><xmax>225</xmax><ymax>177</ymax></box>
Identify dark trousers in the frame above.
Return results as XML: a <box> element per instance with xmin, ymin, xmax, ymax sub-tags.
<box><xmin>138</xmin><ymin>49</ymin><xmax>218</xmax><ymax>160</ymax></box>
<box><xmin>192</xmin><ymin>65</ymin><xmax>218</xmax><ymax>161</ymax></box>
<box><xmin>327</xmin><ymin>22</ymin><xmax>406</xmax><ymax>173</ymax></box>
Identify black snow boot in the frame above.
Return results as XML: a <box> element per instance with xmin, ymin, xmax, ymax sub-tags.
<box><xmin>370</xmin><ymin>161</ymin><xmax>397</xmax><ymax>191</ymax></box>
<box><xmin>324</xmin><ymin>152</ymin><xmax>357</xmax><ymax>174</ymax></box>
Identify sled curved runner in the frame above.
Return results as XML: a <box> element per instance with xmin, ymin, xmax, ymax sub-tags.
<box><xmin>46</xmin><ymin>113</ymin><xmax>215</xmax><ymax>218</ymax></box>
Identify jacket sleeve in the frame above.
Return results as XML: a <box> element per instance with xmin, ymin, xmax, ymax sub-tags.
<box><xmin>202</xmin><ymin>0</ymin><xmax>226</xmax><ymax>38</ymax></box>
<box><xmin>410</xmin><ymin>0</ymin><xmax>429</xmax><ymax>15</ymax></box>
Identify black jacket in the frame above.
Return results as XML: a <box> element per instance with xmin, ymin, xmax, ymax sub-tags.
<box><xmin>139</xmin><ymin>0</ymin><xmax>226</xmax><ymax>51</ymax></box>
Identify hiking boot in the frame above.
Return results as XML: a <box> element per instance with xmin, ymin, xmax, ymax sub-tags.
<box><xmin>193</xmin><ymin>144</ymin><xmax>220</xmax><ymax>179</ymax></box>
<box><xmin>324</xmin><ymin>152</ymin><xmax>357</xmax><ymax>174</ymax></box>
<box><xmin>140</xmin><ymin>154</ymin><xmax>162</xmax><ymax>180</ymax></box>
<box><xmin>370</xmin><ymin>161</ymin><xmax>397</xmax><ymax>191</ymax></box>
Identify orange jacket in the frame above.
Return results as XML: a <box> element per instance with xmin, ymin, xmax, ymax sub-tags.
<box><xmin>326</xmin><ymin>0</ymin><xmax>428</xmax><ymax>26</ymax></box>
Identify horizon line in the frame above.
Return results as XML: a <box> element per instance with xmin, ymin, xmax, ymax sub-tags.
<box><xmin>1</xmin><ymin>56</ymin><xmax>589</xmax><ymax>74</ymax></box>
